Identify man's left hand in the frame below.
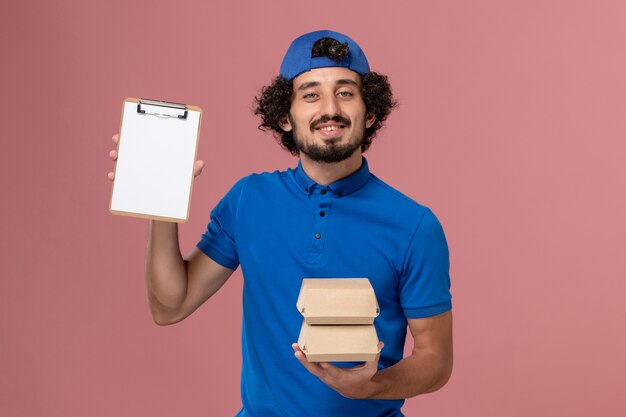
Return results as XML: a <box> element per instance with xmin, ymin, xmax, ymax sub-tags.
<box><xmin>291</xmin><ymin>342</ymin><xmax>384</xmax><ymax>399</ymax></box>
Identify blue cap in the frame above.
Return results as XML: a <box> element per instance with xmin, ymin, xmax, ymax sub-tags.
<box><xmin>279</xmin><ymin>30</ymin><xmax>370</xmax><ymax>80</ymax></box>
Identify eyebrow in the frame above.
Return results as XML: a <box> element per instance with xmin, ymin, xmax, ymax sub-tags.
<box><xmin>296</xmin><ymin>78</ymin><xmax>360</xmax><ymax>91</ymax></box>
<box><xmin>336</xmin><ymin>79</ymin><xmax>359</xmax><ymax>87</ymax></box>
<box><xmin>297</xmin><ymin>81</ymin><xmax>320</xmax><ymax>91</ymax></box>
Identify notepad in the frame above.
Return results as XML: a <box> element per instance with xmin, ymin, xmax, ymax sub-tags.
<box><xmin>110</xmin><ymin>98</ymin><xmax>202</xmax><ymax>222</ymax></box>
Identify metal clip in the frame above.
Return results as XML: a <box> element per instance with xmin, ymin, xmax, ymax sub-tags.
<box><xmin>137</xmin><ymin>98</ymin><xmax>188</xmax><ymax>119</ymax></box>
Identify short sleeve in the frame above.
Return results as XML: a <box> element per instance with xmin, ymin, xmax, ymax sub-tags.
<box><xmin>196</xmin><ymin>177</ymin><xmax>248</xmax><ymax>270</ymax></box>
<box><xmin>399</xmin><ymin>208</ymin><xmax>452</xmax><ymax>318</ymax></box>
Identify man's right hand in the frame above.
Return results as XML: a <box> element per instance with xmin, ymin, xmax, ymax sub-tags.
<box><xmin>107</xmin><ymin>133</ymin><xmax>205</xmax><ymax>181</ymax></box>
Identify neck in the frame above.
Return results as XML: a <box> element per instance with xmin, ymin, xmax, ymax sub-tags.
<box><xmin>299</xmin><ymin>151</ymin><xmax>363</xmax><ymax>185</ymax></box>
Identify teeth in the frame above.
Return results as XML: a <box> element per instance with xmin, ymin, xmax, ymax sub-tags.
<box><xmin>320</xmin><ymin>126</ymin><xmax>340</xmax><ymax>131</ymax></box>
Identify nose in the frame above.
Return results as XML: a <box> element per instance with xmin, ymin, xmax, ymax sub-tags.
<box><xmin>320</xmin><ymin>92</ymin><xmax>340</xmax><ymax>117</ymax></box>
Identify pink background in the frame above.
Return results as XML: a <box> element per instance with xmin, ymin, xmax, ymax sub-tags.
<box><xmin>2</xmin><ymin>1</ymin><xmax>625</xmax><ymax>416</ymax></box>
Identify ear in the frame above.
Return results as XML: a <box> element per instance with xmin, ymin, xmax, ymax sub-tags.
<box><xmin>365</xmin><ymin>112</ymin><xmax>376</xmax><ymax>129</ymax></box>
<box><xmin>280</xmin><ymin>116</ymin><xmax>293</xmax><ymax>132</ymax></box>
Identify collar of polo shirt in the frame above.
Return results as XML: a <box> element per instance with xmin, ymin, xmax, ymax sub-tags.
<box><xmin>292</xmin><ymin>157</ymin><xmax>371</xmax><ymax>197</ymax></box>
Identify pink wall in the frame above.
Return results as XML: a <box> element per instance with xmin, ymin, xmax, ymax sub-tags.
<box><xmin>2</xmin><ymin>1</ymin><xmax>625</xmax><ymax>416</ymax></box>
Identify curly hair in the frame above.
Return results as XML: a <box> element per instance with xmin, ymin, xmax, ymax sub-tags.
<box><xmin>254</xmin><ymin>38</ymin><xmax>396</xmax><ymax>155</ymax></box>
<box><xmin>312</xmin><ymin>37</ymin><xmax>350</xmax><ymax>61</ymax></box>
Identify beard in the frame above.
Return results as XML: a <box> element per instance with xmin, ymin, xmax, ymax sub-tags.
<box><xmin>289</xmin><ymin>114</ymin><xmax>365</xmax><ymax>163</ymax></box>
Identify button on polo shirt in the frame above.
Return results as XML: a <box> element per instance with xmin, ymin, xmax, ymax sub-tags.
<box><xmin>289</xmin><ymin>158</ymin><xmax>374</xmax><ymax>267</ymax></box>
<box><xmin>196</xmin><ymin>157</ymin><xmax>452</xmax><ymax>417</ymax></box>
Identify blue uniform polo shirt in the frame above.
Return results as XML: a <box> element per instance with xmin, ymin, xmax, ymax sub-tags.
<box><xmin>197</xmin><ymin>157</ymin><xmax>451</xmax><ymax>417</ymax></box>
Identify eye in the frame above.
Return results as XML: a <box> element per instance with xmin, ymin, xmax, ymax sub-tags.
<box><xmin>302</xmin><ymin>92</ymin><xmax>318</xmax><ymax>101</ymax></box>
<box><xmin>337</xmin><ymin>90</ymin><xmax>353</xmax><ymax>98</ymax></box>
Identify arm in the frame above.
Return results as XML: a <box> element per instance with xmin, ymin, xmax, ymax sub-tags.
<box><xmin>293</xmin><ymin>310</ymin><xmax>453</xmax><ymax>400</ymax></box>
<box><xmin>108</xmin><ymin>133</ymin><xmax>234</xmax><ymax>326</ymax></box>
<box><xmin>144</xmin><ymin>221</ymin><xmax>235</xmax><ymax>325</ymax></box>
<box><xmin>367</xmin><ymin>311</ymin><xmax>453</xmax><ymax>399</ymax></box>
<box><xmin>293</xmin><ymin>208</ymin><xmax>453</xmax><ymax>398</ymax></box>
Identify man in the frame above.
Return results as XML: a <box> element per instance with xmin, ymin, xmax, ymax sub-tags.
<box><xmin>108</xmin><ymin>30</ymin><xmax>452</xmax><ymax>417</ymax></box>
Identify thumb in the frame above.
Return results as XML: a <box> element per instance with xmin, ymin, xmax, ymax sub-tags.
<box><xmin>193</xmin><ymin>160</ymin><xmax>205</xmax><ymax>178</ymax></box>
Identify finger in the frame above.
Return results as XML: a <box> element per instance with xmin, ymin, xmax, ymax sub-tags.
<box><xmin>112</xmin><ymin>134</ymin><xmax>119</xmax><ymax>144</ymax></box>
<box><xmin>193</xmin><ymin>160</ymin><xmax>204</xmax><ymax>178</ymax></box>
<box><xmin>109</xmin><ymin>150</ymin><xmax>118</xmax><ymax>161</ymax></box>
<box><xmin>292</xmin><ymin>343</ymin><xmax>325</xmax><ymax>377</ymax></box>
<box><xmin>318</xmin><ymin>362</ymin><xmax>342</xmax><ymax>378</ymax></box>
<box><xmin>367</xmin><ymin>341</ymin><xmax>385</xmax><ymax>370</ymax></box>
<box><xmin>349</xmin><ymin>341</ymin><xmax>384</xmax><ymax>374</ymax></box>
<box><xmin>107</xmin><ymin>172</ymin><xmax>115</xmax><ymax>181</ymax></box>
<box><xmin>370</xmin><ymin>341</ymin><xmax>384</xmax><ymax>365</ymax></box>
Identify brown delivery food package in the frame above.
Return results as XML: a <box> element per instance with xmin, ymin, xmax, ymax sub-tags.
<box><xmin>296</xmin><ymin>278</ymin><xmax>380</xmax><ymax>324</ymax></box>
<box><xmin>296</xmin><ymin>278</ymin><xmax>381</xmax><ymax>362</ymax></box>
<box><xmin>297</xmin><ymin>322</ymin><xmax>380</xmax><ymax>362</ymax></box>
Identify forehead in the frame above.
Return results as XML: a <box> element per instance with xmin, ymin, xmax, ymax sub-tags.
<box><xmin>292</xmin><ymin>67</ymin><xmax>362</xmax><ymax>89</ymax></box>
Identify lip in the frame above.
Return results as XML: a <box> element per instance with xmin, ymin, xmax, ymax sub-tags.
<box><xmin>314</xmin><ymin>123</ymin><xmax>346</xmax><ymax>139</ymax></box>
<box><xmin>314</xmin><ymin>122</ymin><xmax>346</xmax><ymax>130</ymax></box>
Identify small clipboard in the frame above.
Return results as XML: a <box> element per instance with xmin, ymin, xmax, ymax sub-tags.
<box><xmin>110</xmin><ymin>98</ymin><xmax>202</xmax><ymax>222</ymax></box>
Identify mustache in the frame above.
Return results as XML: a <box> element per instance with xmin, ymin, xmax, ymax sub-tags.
<box><xmin>310</xmin><ymin>115</ymin><xmax>351</xmax><ymax>131</ymax></box>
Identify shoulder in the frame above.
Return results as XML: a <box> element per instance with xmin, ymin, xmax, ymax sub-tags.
<box><xmin>235</xmin><ymin>168</ymin><xmax>292</xmax><ymax>190</ymax></box>
<box><xmin>367</xmin><ymin>174</ymin><xmax>431</xmax><ymax>216</ymax></box>
<box><xmin>244</xmin><ymin>168</ymin><xmax>290</xmax><ymax>183</ymax></box>
<box><xmin>224</xmin><ymin>167</ymin><xmax>294</xmax><ymax>197</ymax></box>
<box><xmin>366</xmin><ymin>174</ymin><xmax>446</xmax><ymax>235</ymax></box>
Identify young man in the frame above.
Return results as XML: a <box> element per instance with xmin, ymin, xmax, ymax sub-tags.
<box><xmin>109</xmin><ymin>30</ymin><xmax>453</xmax><ymax>417</ymax></box>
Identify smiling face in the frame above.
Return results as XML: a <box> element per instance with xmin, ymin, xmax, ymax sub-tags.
<box><xmin>280</xmin><ymin>67</ymin><xmax>376</xmax><ymax>163</ymax></box>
